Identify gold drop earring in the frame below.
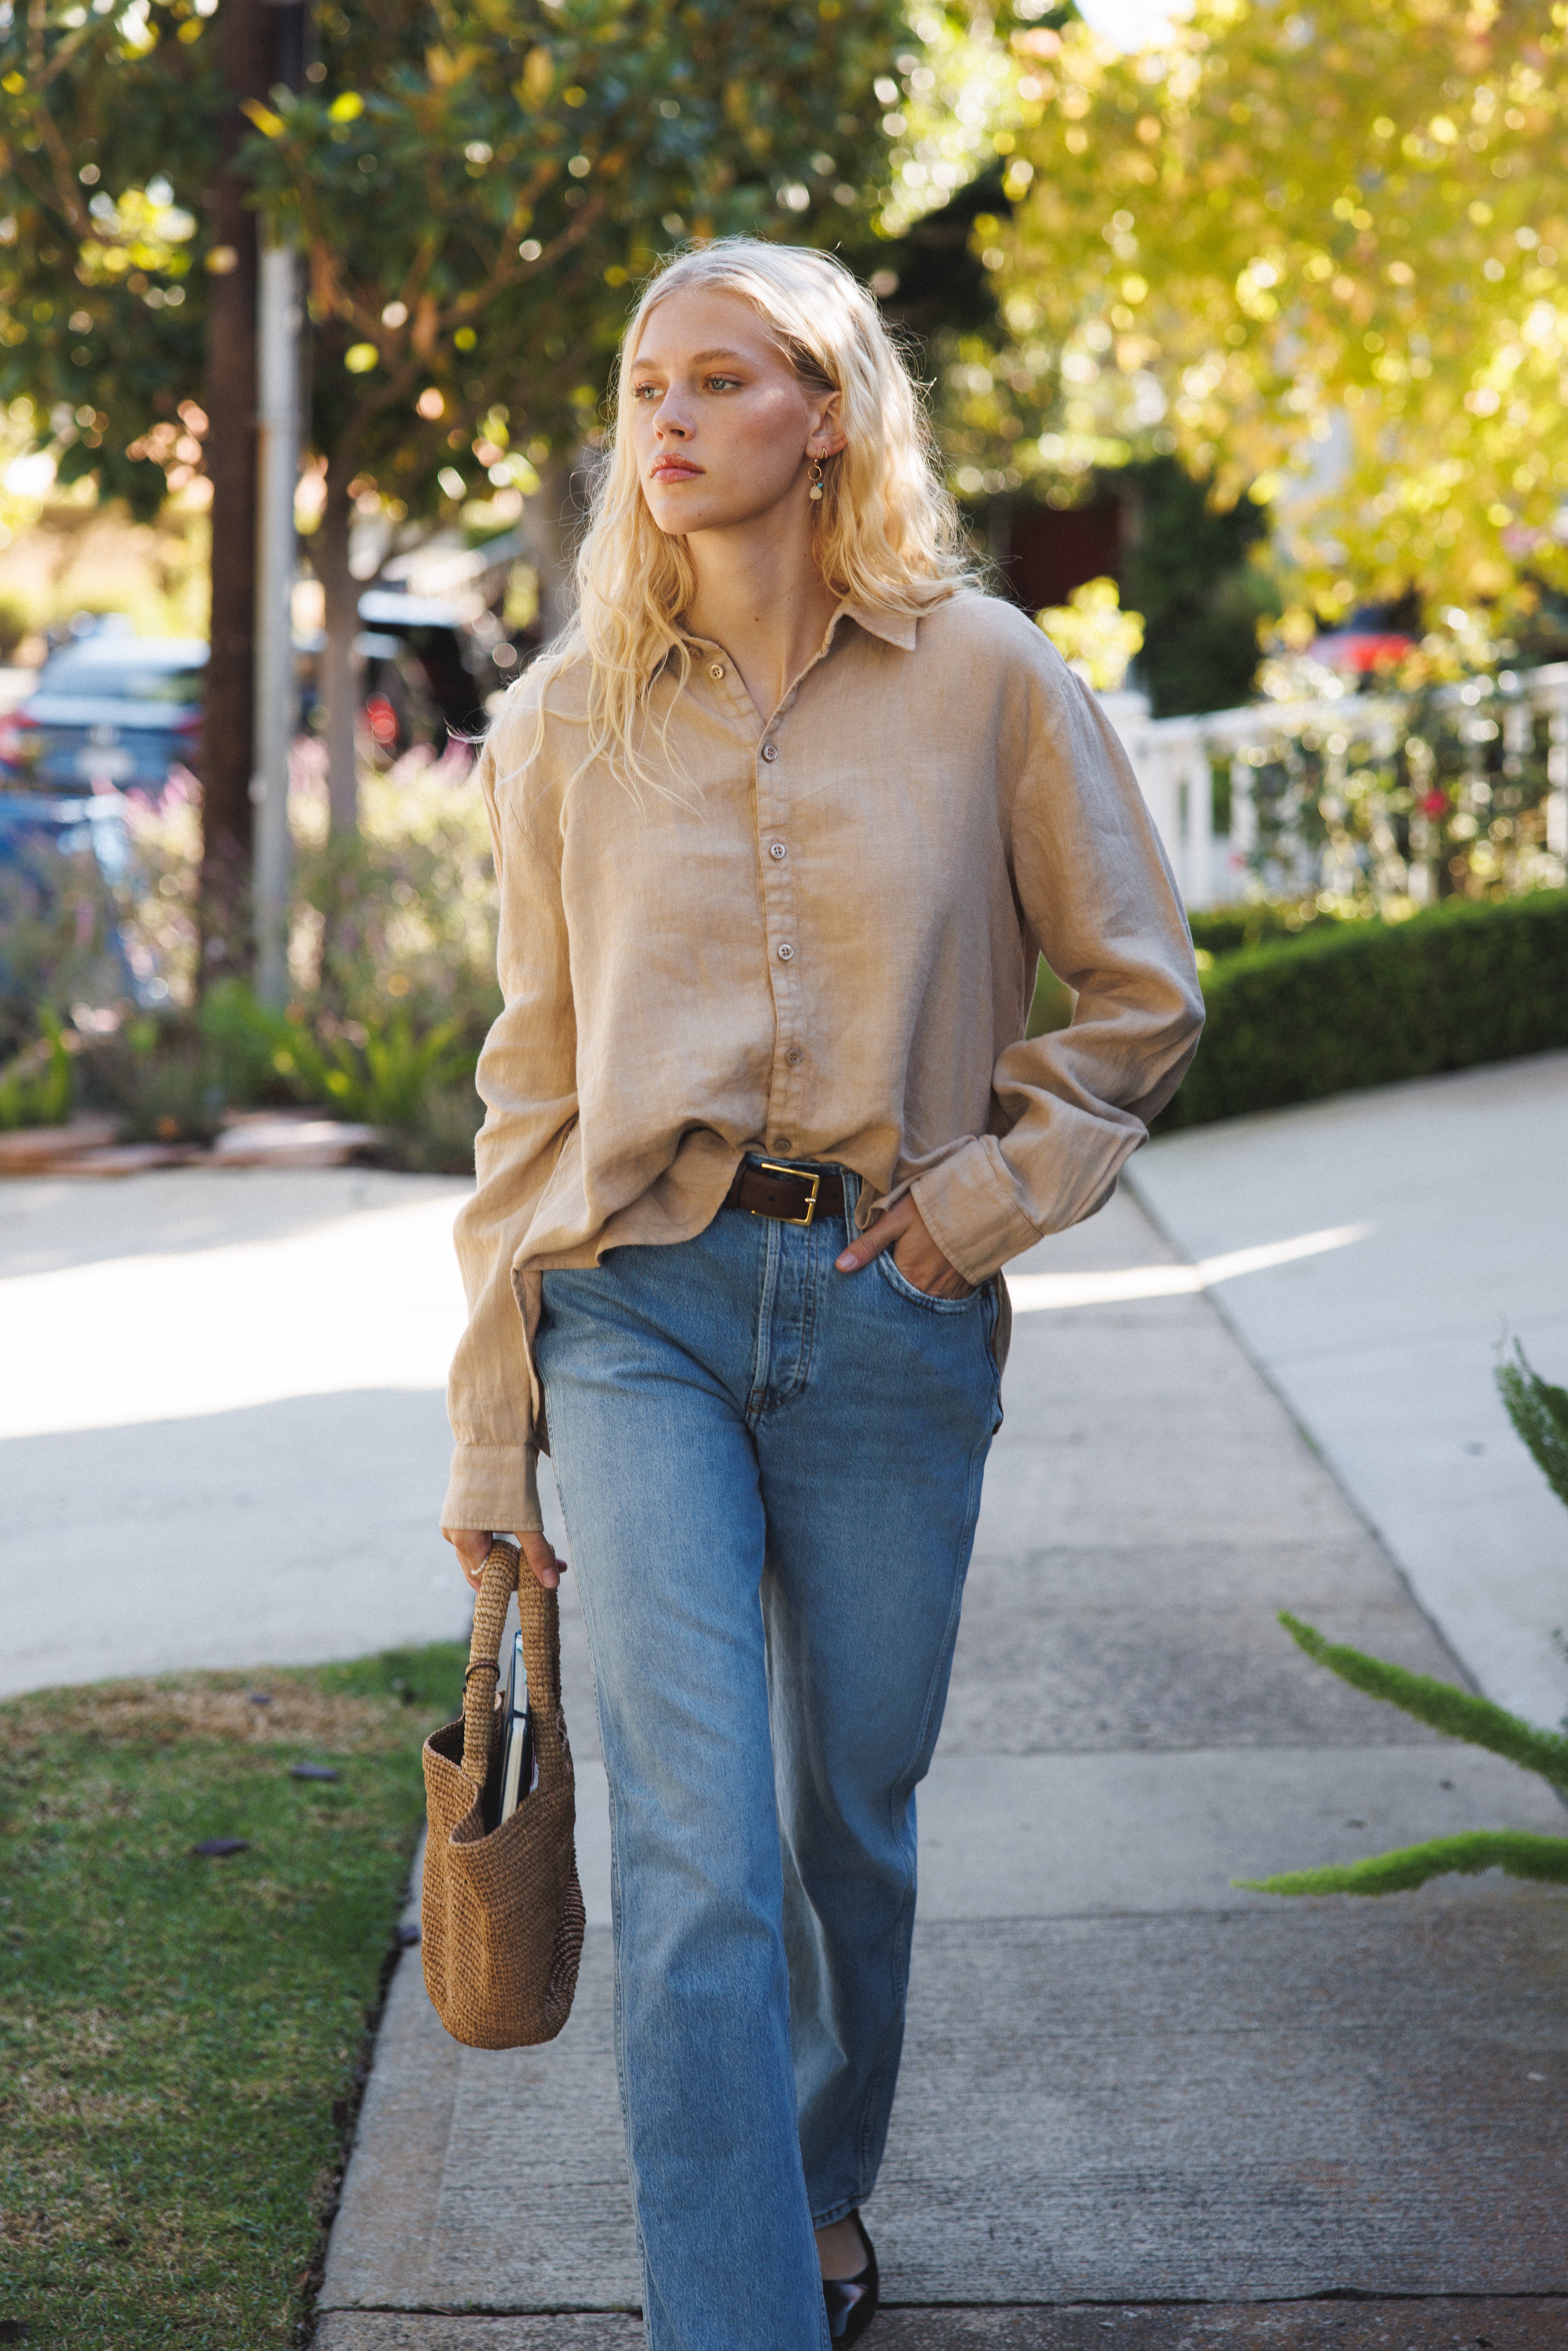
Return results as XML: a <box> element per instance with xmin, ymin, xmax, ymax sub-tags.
<box><xmin>808</xmin><ymin>456</ymin><xmax>825</xmax><ymax>503</ymax></box>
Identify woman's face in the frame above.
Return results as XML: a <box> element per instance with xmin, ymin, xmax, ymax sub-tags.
<box><xmin>627</xmin><ymin>285</ymin><xmax>842</xmax><ymax>539</ymax></box>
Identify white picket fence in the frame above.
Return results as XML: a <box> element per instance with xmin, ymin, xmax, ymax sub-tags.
<box><xmin>1100</xmin><ymin>664</ymin><xmax>1568</xmax><ymax>910</ymax></box>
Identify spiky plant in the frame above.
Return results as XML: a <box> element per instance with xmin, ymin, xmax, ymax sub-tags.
<box><xmin>1239</xmin><ymin>1343</ymin><xmax>1568</xmax><ymax>1898</ymax></box>
<box><xmin>1496</xmin><ymin>1342</ymin><xmax>1568</xmax><ymax>1513</ymax></box>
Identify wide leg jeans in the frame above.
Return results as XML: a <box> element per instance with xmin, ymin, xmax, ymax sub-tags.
<box><xmin>535</xmin><ymin>1169</ymin><xmax>1002</xmax><ymax>2351</ymax></box>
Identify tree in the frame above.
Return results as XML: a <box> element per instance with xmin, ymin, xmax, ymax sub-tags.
<box><xmin>0</xmin><ymin>9</ymin><xmax>213</xmax><ymax>519</ymax></box>
<box><xmin>990</xmin><ymin>0</ymin><xmax>1568</xmax><ymax>626</ymax></box>
<box><xmin>244</xmin><ymin>0</ymin><xmax>913</xmax><ymax>827</ymax></box>
<box><xmin>0</xmin><ymin>1</ymin><xmax>243</xmax><ymax>938</ymax></box>
<box><xmin>203</xmin><ymin>0</ymin><xmax>277</xmax><ymax>931</ymax></box>
<box><xmin>1120</xmin><ymin>456</ymin><xmax>1274</xmax><ymax>714</ymax></box>
<box><xmin>2</xmin><ymin>0</ymin><xmax>924</xmax><ymax>862</ymax></box>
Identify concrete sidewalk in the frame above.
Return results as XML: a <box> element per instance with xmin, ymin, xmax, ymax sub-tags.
<box><xmin>4</xmin><ymin>1082</ymin><xmax>1564</xmax><ymax>2346</ymax></box>
<box><xmin>0</xmin><ymin>1166</ymin><xmax>474</xmax><ymax>1697</ymax></box>
<box><xmin>317</xmin><ymin>1184</ymin><xmax>1568</xmax><ymax>2348</ymax></box>
<box><xmin>1127</xmin><ymin>1050</ymin><xmax>1568</xmax><ymax>1732</ymax></box>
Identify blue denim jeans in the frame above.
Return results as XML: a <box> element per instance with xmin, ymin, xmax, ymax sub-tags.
<box><xmin>535</xmin><ymin>1166</ymin><xmax>1002</xmax><ymax>2351</ymax></box>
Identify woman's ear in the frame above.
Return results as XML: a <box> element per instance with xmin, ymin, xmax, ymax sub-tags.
<box><xmin>807</xmin><ymin>389</ymin><xmax>847</xmax><ymax>459</ymax></box>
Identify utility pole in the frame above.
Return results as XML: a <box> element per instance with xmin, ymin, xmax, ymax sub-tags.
<box><xmin>252</xmin><ymin>0</ymin><xmax>307</xmax><ymax>1007</ymax></box>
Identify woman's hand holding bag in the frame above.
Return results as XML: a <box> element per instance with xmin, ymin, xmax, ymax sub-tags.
<box><xmin>421</xmin><ymin>1539</ymin><xmax>585</xmax><ymax>2049</ymax></box>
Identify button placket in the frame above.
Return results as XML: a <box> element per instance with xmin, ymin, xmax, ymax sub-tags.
<box><xmin>681</xmin><ymin>637</ymin><xmax>750</xmax><ymax>730</ymax></box>
<box><xmin>755</xmin><ymin>732</ymin><xmax>805</xmax><ymax>1138</ymax></box>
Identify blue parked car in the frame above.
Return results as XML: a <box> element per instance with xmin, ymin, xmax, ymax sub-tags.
<box><xmin>0</xmin><ymin>623</ymin><xmax>205</xmax><ymax>797</ymax></box>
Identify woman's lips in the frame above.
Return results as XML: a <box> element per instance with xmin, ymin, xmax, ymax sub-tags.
<box><xmin>652</xmin><ymin>460</ymin><xmax>702</xmax><ymax>481</ymax></box>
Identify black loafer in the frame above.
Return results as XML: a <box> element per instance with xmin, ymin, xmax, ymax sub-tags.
<box><xmin>822</xmin><ymin>2211</ymin><xmax>878</xmax><ymax>2346</ymax></box>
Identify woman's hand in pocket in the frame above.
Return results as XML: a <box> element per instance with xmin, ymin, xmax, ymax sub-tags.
<box><xmin>835</xmin><ymin>1193</ymin><xmax>975</xmax><ymax>1300</ymax></box>
<box><xmin>446</xmin><ymin>1528</ymin><xmax>565</xmax><ymax>1593</ymax></box>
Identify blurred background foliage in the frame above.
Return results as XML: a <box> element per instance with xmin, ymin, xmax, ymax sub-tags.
<box><xmin>10</xmin><ymin>0</ymin><xmax>1568</xmax><ymax>708</ymax></box>
<box><xmin>7</xmin><ymin>0</ymin><xmax>1568</xmax><ymax>660</ymax></box>
<box><xmin>1119</xmin><ymin>458</ymin><xmax>1278</xmax><ymax>717</ymax></box>
<box><xmin>0</xmin><ymin>747</ymin><xmax>497</xmax><ymax>1166</ymax></box>
<box><xmin>991</xmin><ymin>0</ymin><xmax>1568</xmax><ymax>634</ymax></box>
<box><xmin>0</xmin><ymin>0</ymin><xmax>924</xmax><ymax>537</ymax></box>
<box><xmin>5</xmin><ymin>0</ymin><xmax>1568</xmax><ymax>1162</ymax></box>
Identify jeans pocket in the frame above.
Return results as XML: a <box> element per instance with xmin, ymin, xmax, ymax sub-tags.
<box><xmin>875</xmin><ymin>1247</ymin><xmax>983</xmax><ymax>1314</ymax></box>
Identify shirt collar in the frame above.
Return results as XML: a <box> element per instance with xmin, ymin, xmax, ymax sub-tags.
<box><xmin>834</xmin><ymin>600</ymin><xmax>920</xmax><ymax>652</ymax></box>
<box><xmin>677</xmin><ymin>599</ymin><xmax>920</xmax><ymax>666</ymax></box>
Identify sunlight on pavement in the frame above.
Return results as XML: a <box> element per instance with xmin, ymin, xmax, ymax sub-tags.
<box><xmin>1008</xmin><ymin>1221</ymin><xmax>1372</xmax><ymax>1313</ymax></box>
<box><xmin>0</xmin><ymin>1190</ymin><xmax>467</xmax><ymax>1439</ymax></box>
<box><xmin>0</xmin><ymin>1195</ymin><xmax>1377</xmax><ymax>1436</ymax></box>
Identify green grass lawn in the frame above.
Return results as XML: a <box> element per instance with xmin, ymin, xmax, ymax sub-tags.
<box><xmin>0</xmin><ymin>1641</ymin><xmax>467</xmax><ymax>2349</ymax></box>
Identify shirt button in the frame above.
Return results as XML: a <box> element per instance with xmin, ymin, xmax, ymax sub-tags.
<box><xmin>760</xmin><ymin>742</ymin><xmax>779</xmax><ymax>762</ymax></box>
<box><xmin>785</xmin><ymin>1046</ymin><xmax>803</xmax><ymax>1065</ymax></box>
<box><xmin>774</xmin><ymin>1137</ymin><xmax>792</xmax><ymax>1153</ymax></box>
<box><xmin>777</xmin><ymin>943</ymin><xmax>794</xmax><ymax>961</ymax></box>
<box><xmin>708</xmin><ymin>663</ymin><xmax>725</xmax><ymax>679</ymax></box>
<box><xmin>769</xmin><ymin>841</ymin><xmax>787</xmax><ymax>860</ymax></box>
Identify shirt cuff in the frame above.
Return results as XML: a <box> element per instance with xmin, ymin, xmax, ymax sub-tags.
<box><xmin>910</xmin><ymin>1138</ymin><xmax>1044</xmax><ymax>1286</ymax></box>
<box><xmin>441</xmin><ymin>1441</ymin><xmax>544</xmax><ymax>1537</ymax></box>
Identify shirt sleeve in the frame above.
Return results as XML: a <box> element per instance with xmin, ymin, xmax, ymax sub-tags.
<box><xmin>910</xmin><ymin>657</ymin><xmax>1203</xmax><ymax>1286</ymax></box>
<box><xmin>441</xmin><ymin>719</ymin><xmax>577</xmax><ymax>1536</ymax></box>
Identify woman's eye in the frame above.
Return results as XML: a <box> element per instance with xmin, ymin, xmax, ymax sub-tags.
<box><xmin>633</xmin><ymin>383</ymin><xmax>659</xmax><ymax>399</ymax></box>
<box><xmin>706</xmin><ymin>376</ymin><xmax>742</xmax><ymax>392</ymax></box>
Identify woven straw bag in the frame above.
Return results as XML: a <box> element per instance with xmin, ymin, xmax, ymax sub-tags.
<box><xmin>421</xmin><ymin>1540</ymin><xmax>586</xmax><ymax>2049</ymax></box>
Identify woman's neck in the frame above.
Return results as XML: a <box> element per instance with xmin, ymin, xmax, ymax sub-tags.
<box><xmin>681</xmin><ymin>505</ymin><xmax>841</xmax><ymax>730</ymax></box>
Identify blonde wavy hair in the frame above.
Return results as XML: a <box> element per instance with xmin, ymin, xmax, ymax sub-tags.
<box><xmin>524</xmin><ymin>237</ymin><xmax>974</xmax><ymax>796</ymax></box>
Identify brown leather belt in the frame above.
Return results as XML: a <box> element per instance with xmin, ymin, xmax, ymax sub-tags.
<box><xmin>723</xmin><ymin>1158</ymin><xmax>847</xmax><ymax>1227</ymax></box>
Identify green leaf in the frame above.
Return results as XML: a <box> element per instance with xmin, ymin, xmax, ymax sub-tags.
<box><xmin>1496</xmin><ymin>1341</ymin><xmax>1568</xmax><ymax>1513</ymax></box>
<box><xmin>1236</xmin><ymin>1829</ymin><xmax>1568</xmax><ymax>1897</ymax></box>
<box><xmin>1279</xmin><ymin>1613</ymin><xmax>1568</xmax><ymax>1793</ymax></box>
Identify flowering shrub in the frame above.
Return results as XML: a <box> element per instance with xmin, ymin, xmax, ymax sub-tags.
<box><xmin>118</xmin><ymin>768</ymin><xmax>202</xmax><ymax>1006</ymax></box>
<box><xmin>1230</xmin><ymin>639</ymin><xmax>1564</xmax><ymax>908</ymax></box>
<box><xmin>0</xmin><ymin>799</ymin><xmax>147</xmax><ymax>1058</ymax></box>
<box><xmin>284</xmin><ymin>741</ymin><xmax>500</xmax><ymax>1049</ymax></box>
<box><xmin>107</xmin><ymin>742</ymin><xmax>500</xmax><ymax>1046</ymax></box>
<box><xmin>3</xmin><ymin>744</ymin><xmax>499</xmax><ymax>1167</ymax></box>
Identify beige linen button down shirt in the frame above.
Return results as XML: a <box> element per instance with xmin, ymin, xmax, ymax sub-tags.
<box><xmin>444</xmin><ymin>588</ymin><xmax>1202</xmax><ymax>1534</ymax></box>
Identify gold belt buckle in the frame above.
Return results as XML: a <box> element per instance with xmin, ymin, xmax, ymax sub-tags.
<box><xmin>753</xmin><ymin>1160</ymin><xmax>820</xmax><ymax>1225</ymax></box>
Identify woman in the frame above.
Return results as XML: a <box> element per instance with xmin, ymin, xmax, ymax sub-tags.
<box><xmin>444</xmin><ymin>238</ymin><xmax>1201</xmax><ymax>2351</ymax></box>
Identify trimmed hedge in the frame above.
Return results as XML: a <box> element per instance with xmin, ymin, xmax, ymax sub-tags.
<box><xmin>1187</xmin><ymin>902</ymin><xmax>1352</xmax><ymax>960</ymax></box>
<box><xmin>1162</xmin><ymin>888</ymin><xmax>1568</xmax><ymax>1129</ymax></box>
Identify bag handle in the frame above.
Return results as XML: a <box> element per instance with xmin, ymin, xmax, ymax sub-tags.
<box><xmin>458</xmin><ymin>1538</ymin><xmax>568</xmax><ymax>1794</ymax></box>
